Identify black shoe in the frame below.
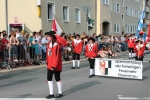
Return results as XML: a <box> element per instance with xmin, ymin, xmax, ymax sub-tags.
<box><xmin>55</xmin><ymin>93</ymin><xmax>63</xmax><ymax>98</ymax></box>
<box><xmin>89</xmin><ymin>75</ymin><xmax>93</xmax><ymax>78</ymax></box>
<box><xmin>71</xmin><ymin>67</ymin><xmax>75</xmax><ymax>69</ymax></box>
<box><xmin>77</xmin><ymin>67</ymin><xmax>80</xmax><ymax>69</ymax></box>
<box><xmin>45</xmin><ymin>94</ymin><xmax>54</xmax><ymax>99</ymax></box>
<box><xmin>92</xmin><ymin>74</ymin><xmax>95</xmax><ymax>77</ymax></box>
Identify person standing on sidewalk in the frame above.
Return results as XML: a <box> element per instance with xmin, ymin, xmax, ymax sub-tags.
<box><xmin>72</xmin><ymin>34</ymin><xmax>83</xmax><ymax>69</ymax></box>
<box><xmin>45</xmin><ymin>31</ymin><xmax>63</xmax><ymax>99</ymax></box>
<box><xmin>85</xmin><ymin>38</ymin><xmax>98</xmax><ymax>78</ymax></box>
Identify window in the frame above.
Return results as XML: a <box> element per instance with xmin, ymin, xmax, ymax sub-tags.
<box><xmin>114</xmin><ymin>2</ymin><xmax>120</xmax><ymax>13</ymax></box>
<box><xmin>103</xmin><ymin>0</ymin><xmax>109</xmax><ymax>5</ymax></box>
<box><xmin>63</xmin><ymin>5</ymin><xmax>69</xmax><ymax>22</ymax></box>
<box><xmin>135</xmin><ymin>10</ymin><xmax>138</xmax><ymax>18</ymax></box>
<box><xmin>128</xmin><ymin>25</ymin><xmax>130</xmax><ymax>33</ymax></box>
<box><xmin>75</xmin><ymin>8</ymin><xmax>81</xmax><ymax>23</ymax></box>
<box><xmin>47</xmin><ymin>2</ymin><xmax>55</xmax><ymax>20</ymax></box>
<box><xmin>136</xmin><ymin>0</ymin><xmax>139</xmax><ymax>2</ymax></box>
<box><xmin>131</xmin><ymin>25</ymin><xmax>132</xmax><ymax>33</ymax></box>
<box><xmin>106</xmin><ymin>0</ymin><xmax>109</xmax><ymax>5</ymax></box>
<box><xmin>126</xmin><ymin>7</ymin><xmax>128</xmax><ymax>15</ymax></box>
<box><xmin>122</xmin><ymin>14</ymin><xmax>124</xmax><ymax>26</ymax></box>
<box><xmin>103</xmin><ymin>0</ymin><xmax>105</xmax><ymax>4</ymax></box>
<box><xmin>135</xmin><ymin>26</ymin><xmax>137</xmax><ymax>32</ymax></box>
<box><xmin>122</xmin><ymin>0</ymin><xmax>124</xmax><ymax>7</ymax></box>
<box><xmin>130</xmin><ymin>8</ymin><xmax>134</xmax><ymax>17</ymax></box>
<box><xmin>111</xmin><ymin>2</ymin><xmax>112</xmax><ymax>11</ymax></box>
<box><xmin>114</xmin><ymin>23</ymin><xmax>120</xmax><ymax>33</ymax></box>
<box><xmin>126</xmin><ymin>7</ymin><xmax>130</xmax><ymax>16</ymax></box>
<box><xmin>126</xmin><ymin>24</ymin><xmax>130</xmax><ymax>33</ymax></box>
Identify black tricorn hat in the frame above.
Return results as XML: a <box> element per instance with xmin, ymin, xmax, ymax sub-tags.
<box><xmin>88</xmin><ymin>37</ymin><xmax>95</xmax><ymax>42</ymax></box>
<box><xmin>47</xmin><ymin>31</ymin><xmax>56</xmax><ymax>39</ymax></box>
<box><xmin>75</xmin><ymin>34</ymin><xmax>80</xmax><ymax>38</ymax></box>
<box><xmin>45</xmin><ymin>32</ymin><xmax>49</xmax><ymax>35</ymax></box>
<box><xmin>135</xmin><ymin>39</ymin><xmax>142</xmax><ymax>44</ymax></box>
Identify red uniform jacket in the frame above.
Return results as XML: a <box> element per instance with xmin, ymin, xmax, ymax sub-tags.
<box><xmin>146</xmin><ymin>37</ymin><xmax>150</xmax><ymax>43</ymax></box>
<box><xmin>46</xmin><ymin>42</ymin><xmax>62</xmax><ymax>71</ymax></box>
<box><xmin>126</xmin><ymin>37</ymin><xmax>135</xmax><ymax>48</ymax></box>
<box><xmin>72</xmin><ymin>39</ymin><xmax>83</xmax><ymax>54</ymax></box>
<box><xmin>1</xmin><ymin>38</ymin><xmax>9</xmax><ymax>51</ymax></box>
<box><xmin>85</xmin><ymin>43</ymin><xmax>98</xmax><ymax>58</ymax></box>
<box><xmin>134</xmin><ymin>43</ymin><xmax>145</xmax><ymax>57</ymax></box>
<box><xmin>55</xmin><ymin>34</ymin><xmax>67</xmax><ymax>47</ymax></box>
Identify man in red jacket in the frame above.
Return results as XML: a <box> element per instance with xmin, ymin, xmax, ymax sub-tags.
<box><xmin>72</xmin><ymin>34</ymin><xmax>83</xmax><ymax>69</ymax></box>
<box><xmin>85</xmin><ymin>38</ymin><xmax>98</xmax><ymax>78</ymax></box>
<box><xmin>134</xmin><ymin>39</ymin><xmax>145</xmax><ymax>61</ymax></box>
<box><xmin>126</xmin><ymin>35</ymin><xmax>136</xmax><ymax>59</ymax></box>
<box><xmin>45</xmin><ymin>31</ymin><xmax>63</xmax><ymax>99</ymax></box>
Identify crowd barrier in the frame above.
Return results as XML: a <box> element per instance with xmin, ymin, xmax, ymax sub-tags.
<box><xmin>0</xmin><ymin>44</ymin><xmax>47</xmax><ymax>70</ymax></box>
<box><xmin>1</xmin><ymin>41</ymin><xmax>146</xmax><ymax>70</ymax></box>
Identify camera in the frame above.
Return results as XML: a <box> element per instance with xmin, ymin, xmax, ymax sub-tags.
<box><xmin>35</xmin><ymin>40</ymin><xmax>37</xmax><ymax>42</ymax></box>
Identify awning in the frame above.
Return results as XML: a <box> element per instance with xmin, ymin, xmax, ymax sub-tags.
<box><xmin>9</xmin><ymin>23</ymin><xmax>23</xmax><ymax>26</ymax></box>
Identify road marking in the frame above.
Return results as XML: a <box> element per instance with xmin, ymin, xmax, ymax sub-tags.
<box><xmin>118</xmin><ymin>97</ymin><xmax>150</xmax><ymax>100</ymax></box>
<box><xmin>0</xmin><ymin>98</ymin><xmax>55</xmax><ymax>100</ymax></box>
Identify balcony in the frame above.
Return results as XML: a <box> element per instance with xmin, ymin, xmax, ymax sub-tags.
<box><xmin>146</xmin><ymin>19</ymin><xmax>149</xmax><ymax>25</ymax></box>
<box><xmin>146</xmin><ymin>6</ymin><xmax>149</xmax><ymax>12</ymax></box>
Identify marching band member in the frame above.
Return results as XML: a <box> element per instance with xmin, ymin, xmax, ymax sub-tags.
<box><xmin>145</xmin><ymin>35</ymin><xmax>150</xmax><ymax>54</ymax></box>
<box><xmin>134</xmin><ymin>39</ymin><xmax>145</xmax><ymax>61</ymax></box>
<box><xmin>46</xmin><ymin>31</ymin><xmax>63</xmax><ymax>99</ymax></box>
<box><xmin>72</xmin><ymin>34</ymin><xmax>83</xmax><ymax>69</ymax></box>
<box><xmin>85</xmin><ymin>38</ymin><xmax>98</xmax><ymax>78</ymax></box>
<box><xmin>126</xmin><ymin>35</ymin><xmax>135</xmax><ymax>59</ymax></box>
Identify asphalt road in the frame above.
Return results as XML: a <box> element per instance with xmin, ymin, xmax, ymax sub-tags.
<box><xmin>0</xmin><ymin>53</ymin><xmax>150</xmax><ymax>100</ymax></box>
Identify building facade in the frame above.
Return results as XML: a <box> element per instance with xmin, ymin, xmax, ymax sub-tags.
<box><xmin>0</xmin><ymin>0</ymin><xmax>149</xmax><ymax>36</ymax></box>
<box><xmin>0</xmin><ymin>0</ymin><xmax>96</xmax><ymax>36</ymax></box>
<box><xmin>100</xmin><ymin>0</ymin><xmax>150</xmax><ymax>36</ymax></box>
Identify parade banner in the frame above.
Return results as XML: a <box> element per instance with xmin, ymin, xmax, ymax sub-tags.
<box><xmin>95</xmin><ymin>58</ymin><xmax>143</xmax><ymax>80</ymax></box>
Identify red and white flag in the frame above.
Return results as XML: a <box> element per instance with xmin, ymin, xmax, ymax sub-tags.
<box><xmin>52</xmin><ymin>16</ymin><xmax>63</xmax><ymax>35</ymax></box>
<box><xmin>147</xmin><ymin>23</ymin><xmax>150</xmax><ymax>37</ymax></box>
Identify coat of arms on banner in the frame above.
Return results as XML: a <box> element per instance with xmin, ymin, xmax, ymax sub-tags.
<box><xmin>99</xmin><ymin>60</ymin><xmax>112</xmax><ymax>75</ymax></box>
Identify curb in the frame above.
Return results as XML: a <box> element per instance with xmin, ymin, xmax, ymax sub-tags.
<box><xmin>0</xmin><ymin>58</ymin><xmax>87</xmax><ymax>74</ymax></box>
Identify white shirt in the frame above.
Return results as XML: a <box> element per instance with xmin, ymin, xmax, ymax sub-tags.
<box><xmin>16</xmin><ymin>33</ymin><xmax>21</xmax><ymax>38</ymax></box>
<box><xmin>35</xmin><ymin>36</ymin><xmax>42</xmax><ymax>47</ymax></box>
<box><xmin>42</xmin><ymin>38</ymin><xmax>49</xmax><ymax>52</ymax></box>
<box><xmin>121</xmin><ymin>37</ymin><xmax>125</xmax><ymax>42</ymax></box>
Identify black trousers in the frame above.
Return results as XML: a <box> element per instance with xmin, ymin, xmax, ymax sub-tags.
<box><xmin>47</xmin><ymin>69</ymin><xmax>61</xmax><ymax>82</ymax></box>
<box><xmin>135</xmin><ymin>56</ymin><xmax>144</xmax><ymax>61</ymax></box>
<box><xmin>18</xmin><ymin>45</ymin><xmax>25</xmax><ymax>60</ymax></box>
<box><xmin>88</xmin><ymin>59</ymin><xmax>95</xmax><ymax>69</ymax></box>
<box><xmin>30</xmin><ymin>47</ymin><xmax>35</xmax><ymax>59</ymax></box>
<box><xmin>72</xmin><ymin>52</ymin><xmax>80</xmax><ymax>60</ymax></box>
<box><xmin>128</xmin><ymin>48</ymin><xmax>134</xmax><ymax>53</ymax></box>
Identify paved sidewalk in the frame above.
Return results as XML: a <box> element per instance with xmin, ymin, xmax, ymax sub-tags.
<box><xmin>0</xmin><ymin>51</ymin><xmax>128</xmax><ymax>74</ymax></box>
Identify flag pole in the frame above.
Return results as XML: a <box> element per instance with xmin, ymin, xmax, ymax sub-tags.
<box><xmin>53</xmin><ymin>14</ymin><xmax>65</xmax><ymax>34</ymax></box>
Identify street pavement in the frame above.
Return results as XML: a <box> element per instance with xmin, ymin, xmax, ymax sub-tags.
<box><xmin>0</xmin><ymin>52</ymin><xmax>150</xmax><ymax>100</ymax></box>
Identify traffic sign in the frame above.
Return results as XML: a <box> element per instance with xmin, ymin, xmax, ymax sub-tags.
<box><xmin>82</xmin><ymin>6</ymin><xmax>92</xmax><ymax>14</ymax></box>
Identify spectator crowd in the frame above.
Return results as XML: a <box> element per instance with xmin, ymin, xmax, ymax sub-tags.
<box><xmin>0</xmin><ymin>29</ymin><xmax>132</xmax><ymax>69</ymax></box>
